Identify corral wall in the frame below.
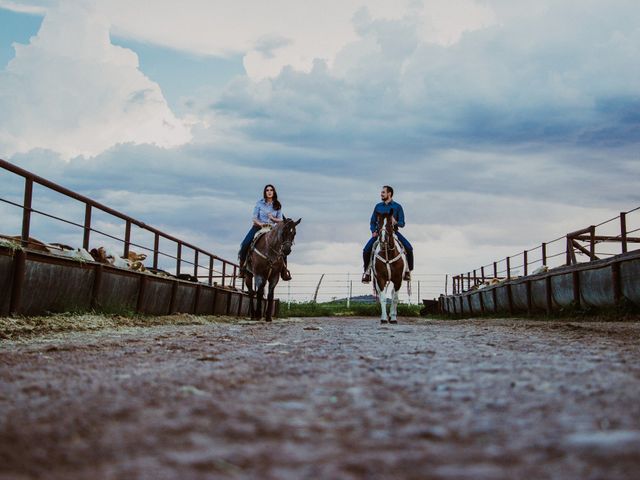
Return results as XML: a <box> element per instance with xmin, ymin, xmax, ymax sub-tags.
<box><xmin>440</xmin><ymin>251</ymin><xmax>640</xmax><ymax>316</ymax></box>
<box><xmin>0</xmin><ymin>247</ymin><xmax>277</xmax><ymax>318</ymax></box>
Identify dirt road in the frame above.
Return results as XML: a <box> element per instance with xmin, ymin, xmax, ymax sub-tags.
<box><xmin>1</xmin><ymin>317</ymin><xmax>640</xmax><ymax>479</ymax></box>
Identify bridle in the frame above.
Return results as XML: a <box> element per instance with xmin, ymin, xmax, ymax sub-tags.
<box><xmin>374</xmin><ymin>215</ymin><xmax>403</xmax><ymax>281</ymax></box>
<box><xmin>252</xmin><ymin>220</ymin><xmax>296</xmax><ymax>268</ymax></box>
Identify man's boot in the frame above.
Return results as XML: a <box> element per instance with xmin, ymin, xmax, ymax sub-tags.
<box><xmin>403</xmin><ymin>271</ymin><xmax>411</xmax><ymax>282</ymax></box>
<box><xmin>362</xmin><ymin>271</ymin><xmax>371</xmax><ymax>283</ymax></box>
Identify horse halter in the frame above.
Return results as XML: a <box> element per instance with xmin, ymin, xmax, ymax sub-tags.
<box><xmin>377</xmin><ymin>216</ymin><xmax>396</xmax><ymax>251</ymax></box>
<box><xmin>263</xmin><ymin>220</ymin><xmax>295</xmax><ymax>261</ymax></box>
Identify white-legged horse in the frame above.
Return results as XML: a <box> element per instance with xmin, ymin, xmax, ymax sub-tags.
<box><xmin>372</xmin><ymin>210</ymin><xmax>407</xmax><ymax>324</ymax></box>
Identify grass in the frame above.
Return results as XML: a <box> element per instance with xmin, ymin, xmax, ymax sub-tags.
<box><xmin>280</xmin><ymin>300</ymin><xmax>422</xmax><ymax>318</ymax></box>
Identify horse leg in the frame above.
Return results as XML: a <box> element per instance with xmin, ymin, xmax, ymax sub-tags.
<box><xmin>390</xmin><ymin>287</ymin><xmax>399</xmax><ymax>324</ymax></box>
<box><xmin>255</xmin><ymin>276</ymin><xmax>265</xmax><ymax>321</ymax></box>
<box><xmin>379</xmin><ymin>282</ymin><xmax>388</xmax><ymax>324</ymax></box>
<box><xmin>265</xmin><ymin>279</ymin><xmax>278</xmax><ymax>322</ymax></box>
<box><xmin>245</xmin><ymin>274</ymin><xmax>256</xmax><ymax>319</ymax></box>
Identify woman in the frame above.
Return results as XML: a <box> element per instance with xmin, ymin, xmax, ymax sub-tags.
<box><xmin>238</xmin><ymin>184</ymin><xmax>291</xmax><ymax>280</ymax></box>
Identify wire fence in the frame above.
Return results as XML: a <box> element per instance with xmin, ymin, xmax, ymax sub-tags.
<box><xmin>274</xmin><ymin>272</ymin><xmax>447</xmax><ymax>305</ymax></box>
<box><xmin>451</xmin><ymin>206</ymin><xmax>640</xmax><ymax>294</ymax></box>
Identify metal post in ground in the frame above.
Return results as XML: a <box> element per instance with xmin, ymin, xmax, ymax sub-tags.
<box><xmin>347</xmin><ymin>273</ymin><xmax>351</xmax><ymax>308</ymax></box>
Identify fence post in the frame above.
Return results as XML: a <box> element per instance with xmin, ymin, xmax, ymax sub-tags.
<box><xmin>620</xmin><ymin>212</ymin><xmax>628</xmax><ymax>254</ymax></box>
<box><xmin>153</xmin><ymin>233</ymin><xmax>159</xmax><ymax>270</ymax></box>
<box><xmin>523</xmin><ymin>250</ymin><xmax>528</xmax><ymax>276</ymax></box>
<box><xmin>176</xmin><ymin>242</ymin><xmax>182</xmax><ymax>276</ymax></box>
<box><xmin>589</xmin><ymin>225</ymin><xmax>596</xmax><ymax>261</ymax></box>
<box><xmin>493</xmin><ymin>261</ymin><xmax>498</xmax><ymax>279</ymax></box>
<box><xmin>123</xmin><ymin>220</ymin><xmax>131</xmax><ymax>258</ymax></box>
<box><xmin>232</xmin><ymin>265</ymin><xmax>237</xmax><ymax>289</ymax></box>
<box><xmin>222</xmin><ymin>262</ymin><xmax>226</xmax><ymax>287</ymax></box>
<box><xmin>346</xmin><ymin>274</ymin><xmax>350</xmax><ymax>308</ymax></box>
<box><xmin>21</xmin><ymin>178</ymin><xmax>33</xmax><ymax>248</ymax></box>
<box><xmin>83</xmin><ymin>204</ymin><xmax>92</xmax><ymax>250</ymax></box>
<box><xmin>194</xmin><ymin>250</ymin><xmax>199</xmax><ymax>281</ymax></box>
<box><xmin>209</xmin><ymin>256</ymin><xmax>214</xmax><ymax>286</ymax></box>
<box><xmin>566</xmin><ymin>235</ymin><xmax>572</xmax><ymax>266</ymax></box>
<box><xmin>542</xmin><ymin>242</ymin><xmax>547</xmax><ymax>266</ymax></box>
<box><xmin>9</xmin><ymin>249</ymin><xmax>26</xmax><ymax>315</ymax></box>
<box><xmin>506</xmin><ymin>257</ymin><xmax>511</xmax><ymax>279</ymax></box>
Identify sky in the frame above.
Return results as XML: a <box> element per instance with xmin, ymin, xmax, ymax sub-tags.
<box><xmin>0</xmin><ymin>0</ymin><xmax>639</xmax><ymax>294</ymax></box>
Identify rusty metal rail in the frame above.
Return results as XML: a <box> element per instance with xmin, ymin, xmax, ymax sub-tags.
<box><xmin>0</xmin><ymin>158</ymin><xmax>242</xmax><ymax>291</ymax></box>
<box><xmin>451</xmin><ymin>207</ymin><xmax>640</xmax><ymax>294</ymax></box>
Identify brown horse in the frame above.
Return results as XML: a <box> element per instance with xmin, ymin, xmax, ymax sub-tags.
<box><xmin>244</xmin><ymin>217</ymin><xmax>301</xmax><ymax>321</ymax></box>
<box><xmin>372</xmin><ymin>210</ymin><xmax>407</xmax><ymax>324</ymax></box>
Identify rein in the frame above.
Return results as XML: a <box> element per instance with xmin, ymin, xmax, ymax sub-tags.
<box><xmin>251</xmin><ymin>223</ymin><xmax>293</xmax><ymax>273</ymax></box>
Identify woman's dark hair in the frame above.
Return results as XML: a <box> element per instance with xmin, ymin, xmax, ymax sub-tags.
<box><xmin>263</xmin><ymin>184</ymin><xmax>281</xmax><ymax>211</ymax></box>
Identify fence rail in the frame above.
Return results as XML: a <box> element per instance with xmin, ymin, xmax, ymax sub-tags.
<box><xmin>0</xmin><ymin>158</ymin><xmax>243</xmax><ymax>290</ymax></box>
<box><xmin>451</xmin><ymin>207</ymin><xmax>640</xmax><ymax>294</ymax></box>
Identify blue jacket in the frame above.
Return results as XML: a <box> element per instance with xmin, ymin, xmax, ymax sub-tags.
<box><xmin>370</xmin><ymin>200</ymin><xmax>405</xmax><ymax>232</ymax></box>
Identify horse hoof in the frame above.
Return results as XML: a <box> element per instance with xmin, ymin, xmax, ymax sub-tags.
<box><xmin>380</xmin><ymin>319</ymin><xmax>388</xmax><ymax>324</ymax></box>
<box><xmin>389</xmin><ymin>319</ymin><xmax>398</xmax><ymax>324</ymax></box>
<box><xmin>265</xmin><ymin>318</ymin><xmax>272</xmax><ymax>322</ymax></box>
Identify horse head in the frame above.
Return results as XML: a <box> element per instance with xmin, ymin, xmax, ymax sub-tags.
<box><xmin>280</xmin><ymin>216</ymin><xmax>301</xmax><ymax>256</ymax></box>
<box><xmin>376</xmin><ymin>210</ymin><xmax>395</xmax><ymax>249</ymax></box>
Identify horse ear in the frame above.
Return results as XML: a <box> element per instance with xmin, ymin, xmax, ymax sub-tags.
<box><xmin>294</xmin><ymin>218</ymin><xmax>301</xmax><ymax>225</ymax></box>
<box><xmin>283</xmin><ymin>215</ymin><xmax>289</xmax><ymax>222</ymax></box>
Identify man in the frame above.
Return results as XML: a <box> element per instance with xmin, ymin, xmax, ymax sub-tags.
<box><xmin>362</xmin><ymin>185</ymin><xmax>414</xmax><ymax>283</ymax></box>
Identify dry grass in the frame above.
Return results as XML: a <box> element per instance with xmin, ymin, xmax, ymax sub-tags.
<box><xmin>0</xmin><ymin>313</ymin><xmax>242</xmax><ymax>340</ymax></box>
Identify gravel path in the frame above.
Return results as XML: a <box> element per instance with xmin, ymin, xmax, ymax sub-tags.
<box><xmin>1</xmin><ymin>317</ymin><xmax>640</xmax><ymax>479</ymax></box>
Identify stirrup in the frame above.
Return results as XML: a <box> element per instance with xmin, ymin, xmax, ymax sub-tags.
<box><xmin>362</xmin><ymin>272</ymin><xmax>371</xmax><ymax>283</ymax></box>
<box><xmin>281</xmin><ymin>268</ymin><xmax>292</xmax><ymax>281</ymax></box>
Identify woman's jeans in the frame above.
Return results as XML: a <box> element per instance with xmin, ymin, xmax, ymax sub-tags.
<box><xmin>239</xmin><ymin>225</ymin><xmax>261</xmax><ymax>263</ymax></box>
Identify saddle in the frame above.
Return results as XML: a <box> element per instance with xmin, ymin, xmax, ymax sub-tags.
<box><xmin>250</xmin><ymin>225</ymin><xmax>272</xmax><ymax>249</ymax></box>
<box><xmin>245</xmin><ymin>226</ymin><xmax>272</xmax><ymax>272</ymax></box>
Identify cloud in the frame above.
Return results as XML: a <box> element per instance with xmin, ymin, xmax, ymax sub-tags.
<box><xmin>208</xmin><ymin>0</ymin><xmax>640</xmax><ymax>158</ymax></box>
<box><xmin>0</xmin><ymin>0</ymin><xmax>191</xmax><ymax>159</ymax></box>
<box><xmin>2</xmin><ymin>0</ymin><xmax>498</xmax><ymax>80</ymax></box>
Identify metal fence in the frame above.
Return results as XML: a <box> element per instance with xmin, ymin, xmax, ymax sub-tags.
<box><xmin>451</xmin><ymin>207</ymin><xmax>640</xmax><ymax>294</ymax></box>
<box><xmin>0</xmin><ymin>158</ymin><xmax>243</xmax><ymax>290</ymax></box>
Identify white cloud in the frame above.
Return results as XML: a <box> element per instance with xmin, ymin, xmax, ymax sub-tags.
<box><xmin>0</xmin><ymin>0</ymin><xmax>191</xmax><ymax>159</ymax></box>
<box><xmin>2</xmin><ymin>0</ymin><xmax>500</xmax><ymax>81</ymax></box>
<box><xmin>105</xmin><ymin>0</ymin><xmax>496</xmax><ymax>80</ymax></box>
